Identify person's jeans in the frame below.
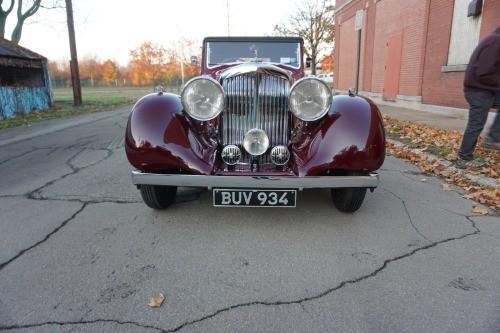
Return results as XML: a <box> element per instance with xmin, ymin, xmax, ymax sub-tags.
<box><xmin>458</xmin><ymin>91</ymin><xmax>500</xmax><ymax>160</ymax></box>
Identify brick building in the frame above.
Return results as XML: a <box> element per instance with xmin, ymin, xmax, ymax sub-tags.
<box><xmin>333</xmin><ymin>0</ymin><xmax>500</xmax><ymax>111</ymax></box>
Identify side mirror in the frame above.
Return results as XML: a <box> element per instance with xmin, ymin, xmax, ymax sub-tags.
<box><xmin>305</xmin><ymin>57</ymin><xmax>312</xmax><ymax>69</ymax></box>
<box><xmin>190</xmin><ymin>56</ymin><xmax>198</xmax><ymax>66</ymax></box>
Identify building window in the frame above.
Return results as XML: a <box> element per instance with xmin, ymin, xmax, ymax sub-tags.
<box><xmin>447</xmin><ymin>0</ymin><xmax>482</xmax><ymax>66</ymax></box>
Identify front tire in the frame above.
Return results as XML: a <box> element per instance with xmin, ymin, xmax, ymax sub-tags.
<box><xmin>331</xmin><ymin>187</ymin><xmax>367</xmax><ymax>212</ymax></box>
<box><xmin>140</xmin><ymin>185</ymin><xmax>177</xmax><ymax>209</ymax></box>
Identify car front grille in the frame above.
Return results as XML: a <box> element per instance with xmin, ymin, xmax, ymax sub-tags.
<box><xmin>220</xmin><ymin>71</ymin><xmax>290</xmax><ymax>164</ymax></box>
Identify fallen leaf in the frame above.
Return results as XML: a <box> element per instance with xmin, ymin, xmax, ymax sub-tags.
<box><xmin>148</xmin><ymin>293</ymin><xmax>165</xmax><ymax>308</ymax></box>
<box><xmin>471</xmin><ymin>205</ymin><xmax>488</xmax><ymax>215</ymax></box>
<box><xmin>442</xmin><ymin>184</ymin><xmax>451</xmax><ymax>191</ymax></box>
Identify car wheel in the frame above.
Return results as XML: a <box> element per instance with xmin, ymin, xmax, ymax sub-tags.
<box><xmin>331</xmin><ymin>187</ymin><xmax>367</xmax><ymax>212</ymax></box>
<box><xmin>140</xmin><ymin>185</ymin><xmax>177</xmax><ymax>209</ymax></box>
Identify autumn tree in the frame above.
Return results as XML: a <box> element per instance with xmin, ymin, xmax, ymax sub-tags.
<box><xmin>101</xmin><ymin>59</ymin><xmax>117</xmax><ymax>85</ymax></box>
<box><xmin>129</xmin><ymin>41</ymin><xmax>168</xmax><ymax>86</ymax></box>
<box><xmin>320</xmin><ymin>53</ymin><xmax>334</xmax><ymax>72</ymax></box>
<box><xmin>274</xmin><ymin>0</ymin><xmax>334</xmax><ymax>75</ymax></box>
<box><xmin>48</xmin><ymin>60</ymin><xmax>70</xmax><ymax>87</ymax></box>
<box><xmin>79</xmin><ymin>56</ymin><xmax>102</xmax><ymax>87</ymax></box>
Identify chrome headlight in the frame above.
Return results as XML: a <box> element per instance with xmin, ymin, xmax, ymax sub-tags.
<box><xmin>181</xmin><ymin>77</ymin><xmax>224</xmax><ymax>121</ymax></box>
<box><xmin>289</xmin><ymin>77</ymin><xmax>332</xmax><ymax>121</ymax></box>
<box><xmin>243</xmin><ymin>129</ymin><xmax>269</xmax><ymax>156</ymax></box>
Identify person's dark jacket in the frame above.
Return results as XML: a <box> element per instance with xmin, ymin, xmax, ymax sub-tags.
<box><xmin>464</xmin><ymin>27</ymin><xmax>500</xmax><ymax>93</ymax></box>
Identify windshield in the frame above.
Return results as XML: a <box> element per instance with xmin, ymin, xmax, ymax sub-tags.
<box><xmin>206</xmin><ymin>41</ymin><xmax>301</xmax><ymax>68</ymax></box>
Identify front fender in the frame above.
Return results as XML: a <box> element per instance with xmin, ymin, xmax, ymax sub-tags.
<box><xmin>293</xmin><ymin>95</ymin><xmax>385</xmax><ymax>176</ymax></box>
<box><xmin>125</xmin><ymin>93</ymin><xmax>217</xmax><ymax>174</ymax></box>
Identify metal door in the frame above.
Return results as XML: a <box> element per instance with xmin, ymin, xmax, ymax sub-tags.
<box><xmin>383</xmin><ymin>32</ymin><xmax>402</xmax><ymax>100</ymax></box>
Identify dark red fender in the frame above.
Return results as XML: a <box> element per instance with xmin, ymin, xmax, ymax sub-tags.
<box><xmin>126</xmin><ymin>93</ymin><xmax>385</xmax><ymax>177</ymax></box>
<box><xmin>292</xmin><ymin>95</ymin><xmax>385</xmax><ymax>177</ymax></box>
<box><xmin>125</xmin><ymin>93</ymin><xmax>218</xmax><ymax>174</ymax></box>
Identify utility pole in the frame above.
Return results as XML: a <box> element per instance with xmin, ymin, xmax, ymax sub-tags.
<box><xmin>354</xmin><ymin>10</ymin><xmax>363</xmax><ymax>95</ymax></box>
<box><xmin>65</xmin><ymin>0</ymin><xmax>82</xmax><ymax>106</ymax></box>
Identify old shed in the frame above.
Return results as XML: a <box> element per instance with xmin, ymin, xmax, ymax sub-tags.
<box><xmin>0</xmin><ymin>38</ymin><xmax>52</xmax><ymax>119</ymax></box>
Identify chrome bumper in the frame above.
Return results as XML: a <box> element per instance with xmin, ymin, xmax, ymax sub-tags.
<box><xmin>131</xmin><ymin>171</ymin><xmax>379</xmax><ymax>190</ymax></box>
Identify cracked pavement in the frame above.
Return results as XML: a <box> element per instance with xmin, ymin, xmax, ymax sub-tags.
<box><xmin>0</xmin><ymin>106</ymin><xmax>499</xmax><ymax>332</ymax></box>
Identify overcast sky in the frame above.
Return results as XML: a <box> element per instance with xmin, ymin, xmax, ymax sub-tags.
<box><xmin>4</xmin><ymin>0</ymin><xmax>302</xmax><ymax>65</ymax></box>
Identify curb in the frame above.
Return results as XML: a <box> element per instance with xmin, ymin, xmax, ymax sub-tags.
<box><xmin>387</xmin><ymin>139</ymin><xmax>499</xmax><ymax>189</ymax></box>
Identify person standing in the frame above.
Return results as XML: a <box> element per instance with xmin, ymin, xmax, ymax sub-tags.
<box><xmin>457</xmin><ymin>27</ymin><xmax>500</xmax><ymax>168</ymax></box>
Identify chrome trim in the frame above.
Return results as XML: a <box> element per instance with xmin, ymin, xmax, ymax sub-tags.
<box><xmin>221</xmin><ymin>70</ymin><xmax>290</xmax><ymax>164</ymax></box>
<box><xmin>181</xmin><ymin>76</ymin><xmax>225</xmax><ymax>121</ymax></box>
<box><xmin>132</xmin><ymin>171</ymin><xmax>380</xmax><ymax>190</ymax></box>
<box><xmin>205</xmin><ymin>42</ymin><xmax>302</xmax><ymax>70</ymax></box>
<box><xmin>219</xmin><ymin>63</ymin><xmax>292</xmax><ymax>80</ymax></box>
<box><xmin>289</xmin><ymin>77</ymin><xmax>332</xmax><ymax>121</ymax></box>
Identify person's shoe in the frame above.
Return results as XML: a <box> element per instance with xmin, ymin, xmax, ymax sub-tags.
<box><xmin>482</xmin><ymin>137</ymin><xmax>500</xmax><ymax>151</ymax></box>
<box><xmin>455</xmin><ymin>158</ymin><xmax>485</xmax><ymax>169</ymax></box>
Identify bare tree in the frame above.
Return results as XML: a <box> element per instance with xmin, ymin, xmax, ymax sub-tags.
<box><xmin>274</xmin><ymin>0</ymin><xmax>334</xmax><ymax>75</ymax></box>
<box><xmin>11</xmin><ymin>0</ymin><xmax>41</xmax><ymax>43</ymax></box>
<box><xmin>0</xmin><ymin>0</ymin><xmax>15</xmax><ymax>38</ymax></box>
<box><xmin>0</xmin><ymin>0</ymin><xmax>62</xmax><ymax>43</ymax></box>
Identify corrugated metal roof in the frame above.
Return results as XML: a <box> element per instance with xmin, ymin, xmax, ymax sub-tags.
<box><xmin>0</xmin><ymin>37</ymin><xmax>45</xmax><ymax>60</ymax></box>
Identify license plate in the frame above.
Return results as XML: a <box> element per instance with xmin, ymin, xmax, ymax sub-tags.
<box><xmin>213</xmin><ymin>189</ymin><xmax>297</xmax><ymax>207</ymax></box>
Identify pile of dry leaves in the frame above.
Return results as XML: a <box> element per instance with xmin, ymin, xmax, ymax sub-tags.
<box><xmin>384</xmin><ymin>116</ymin><xmax>499</xmax><ymax>211</ymax></box>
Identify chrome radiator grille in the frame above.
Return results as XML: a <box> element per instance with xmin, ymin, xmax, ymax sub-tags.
<box><xmin>220</xmin><ymin>72</ymin><xmax>290</xmax><ymax>163</ymax></box>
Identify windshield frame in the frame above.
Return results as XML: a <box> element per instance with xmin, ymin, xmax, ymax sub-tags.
<box><xmin>205</xmin><ymin>40</ymin><xmax>302</xmax><ymax>70</ymax></box>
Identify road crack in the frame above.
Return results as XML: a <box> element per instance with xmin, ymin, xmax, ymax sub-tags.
<box><xmin>0</xmin><ymin>203</ymin><xmax>87</xmax><ymax>271</ymax></box>
<box><xmin>0</xmin><ymin>318</ymin><xmax>166</xmax><ymax>332</ymax></box>
<box><xmin>159</xmin><ymin>219</ymin><xmax>479</xmax><ymax>332</ymax></box>
<box><xmin>380</xmin><ymin>187</ymin><xmax>432</xmax><ymax>242</ymax></box>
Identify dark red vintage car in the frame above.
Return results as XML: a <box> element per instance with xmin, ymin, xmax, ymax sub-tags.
<box><xmin>126</xmin><ymin>37</ymin><xmax>385</xmax><ymax>212</ymax></box>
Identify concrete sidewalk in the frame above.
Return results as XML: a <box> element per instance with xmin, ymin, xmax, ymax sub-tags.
<box><xmin>378</xmin><ymin>104</ymin><xmax>497</xmax><ymax>132</ymax></box>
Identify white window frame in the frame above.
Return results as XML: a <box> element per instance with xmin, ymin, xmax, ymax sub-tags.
<box><xmin>447</xmin><ymin>0</ymin><xmax>483</xmax><ymax>67</ymax></box>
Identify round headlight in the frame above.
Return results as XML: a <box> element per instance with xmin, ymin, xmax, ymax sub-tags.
<box><xmin>243</xmin><ymin>129</ymin><xmax>269</xmax><ymax>156</ymax></box>
<box><xmin>289</xmin><ymin>77</ymin><xmax>332</xmax><ymax>121</ymax></box>
<box><xmin>181</xmin><ymin>77</ymin><xmax>224</xmax><ymax>121</ymax></box>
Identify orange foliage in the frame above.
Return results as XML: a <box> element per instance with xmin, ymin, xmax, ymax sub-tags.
<box><xmin>101</xmin><ymin>59</ymin><xmax>118</xmax><ymax>85</ymax></box>
<box><xmin>320</xmin><ymin>53</ymin><xmax>334</xmax><ymax>72</ymax></box>
<box><xmin>48</xmin><ymin>40</ymin><xmax>201</xmax><ymax>88</ymax></box>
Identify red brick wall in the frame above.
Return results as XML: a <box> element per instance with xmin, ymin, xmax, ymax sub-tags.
<box><xmin>337</xmin><ymin>15</ymin><xmax>357</xmax><ymax>89</ymax></box>
<box><xmin>480</xmin><ymin>0</ymin><xmax>500</xmax><ymax>37</ymax></box>
<box><xmin>335</xmin><ymin>0</ymin><xmax>428</xmax><ymax>96</ymax></box>
<box><xmin>420</xmin><ymin>0</ymin><xmax>499</xmax><ymax>108</ymax></box>
<box><xmin>335</xmin><ymin>0</ymin><xmax>498</xmax><ymax>109</ymax></box>
<box><xmin>421</xmin><ymin>0</ymin><xmax>466</xmax><ymax>108</ymax></box>
<box><xmin>334</xmin><ymin>0</ymin><xmax>369</xmax><ymax>90</ymax></box>
<box><xmin>371</xmin><ymin>0</ymin><xmax>428</xmax><ymax>96</ymax></box>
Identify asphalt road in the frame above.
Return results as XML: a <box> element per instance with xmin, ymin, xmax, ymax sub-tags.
<box><xmin>0</xmin><ymin>106</ymin><xmax>499</xmax><ymax>333</ymax></box>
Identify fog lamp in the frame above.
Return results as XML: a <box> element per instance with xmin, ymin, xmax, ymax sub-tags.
<box><xmin>221</xmin><ymin>145</ymin><xmax>241</xmax><ymax>165</ymax></box>
<box><xmin>243</xmin><ymin>129</ymin><xmax>269</xmax><ymax>156</ymax></box>
<box><xmin>270</xmin><ymin>146</ymin><xmax>290</xmax><ymax>165</ymax></box>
